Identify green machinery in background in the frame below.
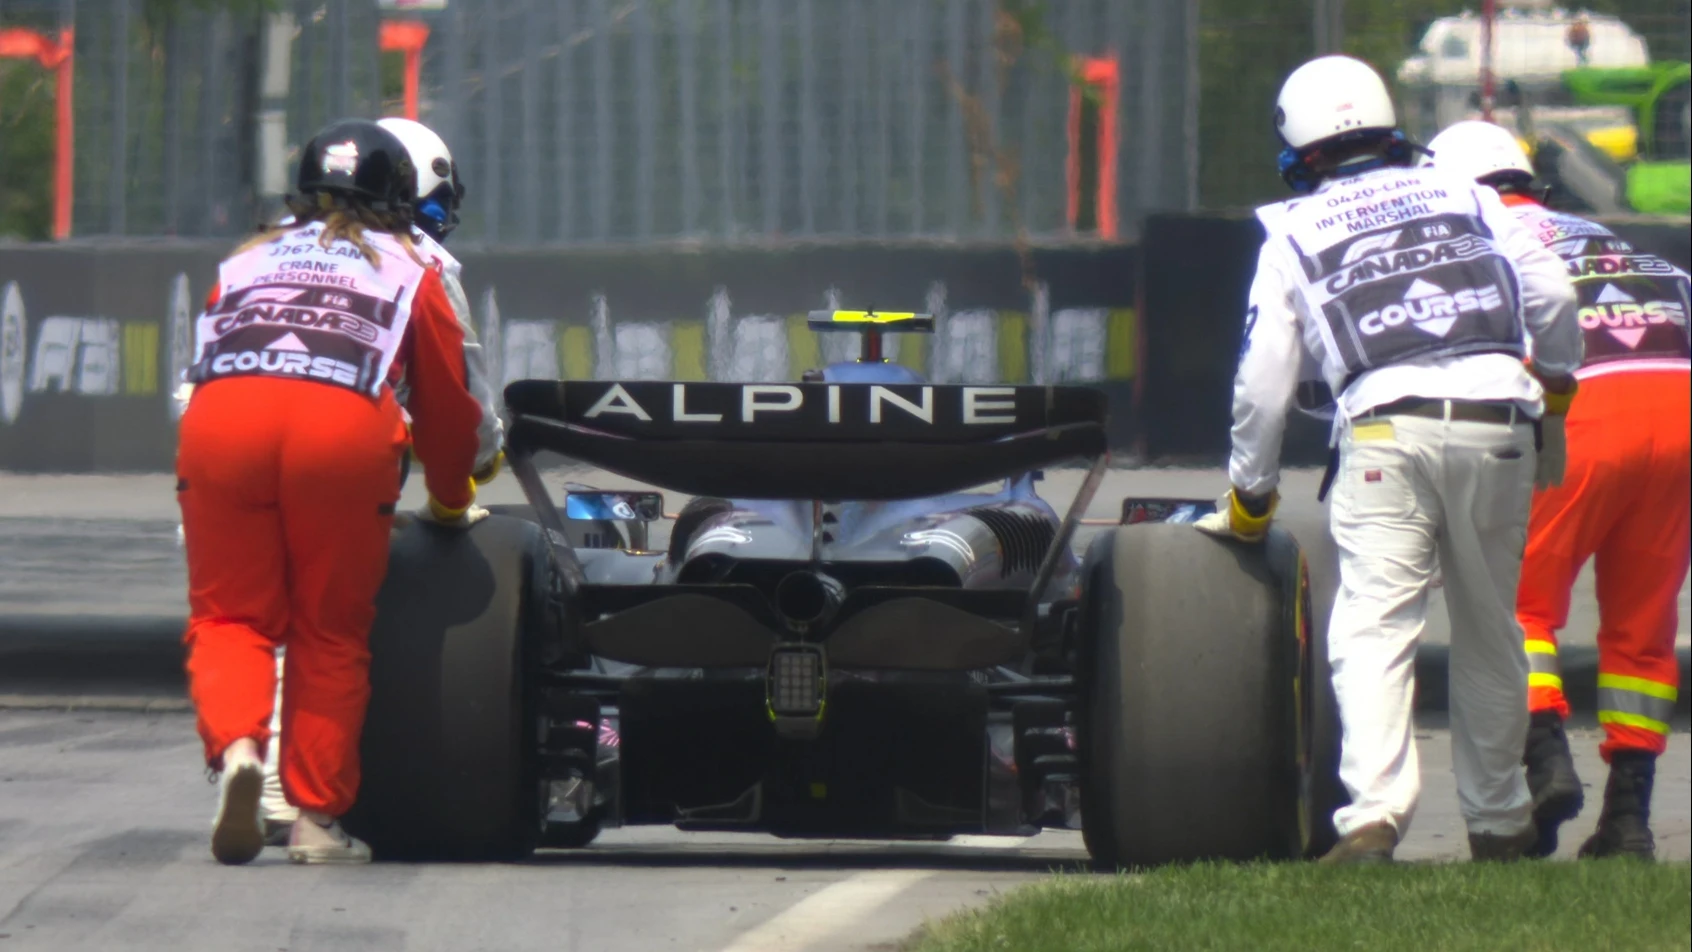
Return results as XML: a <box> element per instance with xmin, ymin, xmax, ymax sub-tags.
<box><xmin>1540</xmin><ymin>62</ymin><xmax>1690</xmax><ymax>216</ymax></box>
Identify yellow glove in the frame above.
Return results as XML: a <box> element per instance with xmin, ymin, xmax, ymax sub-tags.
<box><xmin>419</xmin><ymin>478</ymin><xmax>489</xmax><ymax>529</ymax></box>
<box><xmin>1528</xmin><ymin>361</ymin><xmax>1578</xmax><ymax>416</ymax></box>
<box><xmin>472</xmin><ymin>450</ymin><xmax>504</xmax><ymax>486</ymax></box>
<box><xmin>1540</xmin><ymin>384</ymin><xmax>1577</xmax><ymax>417</ymax></box>
<box><xmin>1194</xmin><ymin>488</ymin><xmax>1279</xmax><ymax>544</ymax></box>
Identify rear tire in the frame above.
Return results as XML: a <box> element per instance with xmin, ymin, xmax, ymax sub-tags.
<box><xmin>1077</xmin><ymin>524</ymin><xmax>1310</xmax><ymax>868</ymax></box>
<box><xmin>343</xmin><ymin>514</ymin><xmax>549</xmax><ymax>861</ymax></box>
<box><xmin>1295</xmin><ymin>531</ymin><xmax>1348</xmax><ymax>859</ymax></box>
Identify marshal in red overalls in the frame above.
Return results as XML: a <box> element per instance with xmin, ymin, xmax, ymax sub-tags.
<box><xmin>1508</xmin><ymin>196</ymin><xmax>1689</xmax><ymax>761</ymax></box>
<box><xmin>179</xmin><ymin>221</ymin><xmax>482</xmax><ymax>823</ymax></box>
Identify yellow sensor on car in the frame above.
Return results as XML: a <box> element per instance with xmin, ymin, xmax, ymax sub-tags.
<box><xmin>806</xmin><ymin>309</ymin><xmax>936</xmax><ymax>331</ymax></box>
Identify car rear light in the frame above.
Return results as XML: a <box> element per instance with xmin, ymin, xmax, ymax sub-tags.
<box><xmin>766</xmin><ymin>643</ymin><xmax>827</xmax><ymax>739</ymax></box>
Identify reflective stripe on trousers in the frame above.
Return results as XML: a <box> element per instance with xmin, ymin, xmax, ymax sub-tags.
<box><xmin>1526</xmin><ymin>639</ymin><xmax>1562</xmax><ymax>692</ymax></box>
<box><xmin>1596</xmin><ymin>673</ymin><xmax>1678</xmax><ymax>736</ymax></box>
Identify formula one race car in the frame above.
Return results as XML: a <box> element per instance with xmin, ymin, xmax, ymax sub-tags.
<box><xmin>344</xmin><ymin>311</ymin><xmax>1345</xmax><ymax>869</ymax></box>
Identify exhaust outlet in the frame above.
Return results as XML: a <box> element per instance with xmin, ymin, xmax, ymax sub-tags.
<box><xmin>773</xmin><ymin>571</ymin><xmax>844</xmax><ymax>630</ymax></box>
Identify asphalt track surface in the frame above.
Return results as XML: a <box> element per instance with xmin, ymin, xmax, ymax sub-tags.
<box><xmin>0</xmin><ymin>468</ymin><xmax>1688</xmax><ymax>951</ymax></box>
<box><xmin>0</xmin><ymin>711</ymin><xmax>1681</xmax><ymax>952</ymax></box>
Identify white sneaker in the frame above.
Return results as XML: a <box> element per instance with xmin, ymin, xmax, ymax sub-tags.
<box><xmin>287</xmin><ymin>812</ymin><xmax>373</xmax><ymax>865</ymax></box>
<box><xmin>210</xmin><ymin>741</ymin><xmax>265</xmax><ymax>865</ymax></box>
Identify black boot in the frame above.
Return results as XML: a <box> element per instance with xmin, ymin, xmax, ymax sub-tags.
<box><xmin>1578</xmin><ymin>751</ymin><xmax>1656</xmax><ymax>861</ymax></box>
<box><xmin>1523</xmin><ymin>711</ymin><xmax>1584</xmax><ymax>858</ymax></box>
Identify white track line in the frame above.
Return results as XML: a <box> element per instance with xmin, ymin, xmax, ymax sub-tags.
<box><xmin>718</xmin><ymin>835</ymin><xmax>1036</xmax><ymax>951</ymax></box>
<box><xmin>947</xmin><ymin>834</ymin><xmax>1033</xmax><ymax>849</ymax></box>
<box><xmin>719</xmin><ymin>869</ymin><xmax>934</xmax><ymax>952</ymax></box>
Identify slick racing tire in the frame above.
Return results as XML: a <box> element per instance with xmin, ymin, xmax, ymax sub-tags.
<box><xmin>1296</xmin><ymin>534</ymin><xmax>1348</xmax><ymax>859</ymax></box>
<box><xmin>1077</xmin><ymin>523</ymin><xmax>1313</xmax><ymax>869</ymax></box>
<box><xmin>344</xmin><ymin>514</ymin><xmax>550</xmax><ymax>861</ymax></box>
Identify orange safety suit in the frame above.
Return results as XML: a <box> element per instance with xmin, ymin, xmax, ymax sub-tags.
<box><xmin>177</xmin><ymin>223</ymin><xmax>482</xmax><ymax>815</ymax></box>
<box><xmin>1508</xmin><ymin>194</ymin><xmax>1690</xmax><ymax>759</ymax></box>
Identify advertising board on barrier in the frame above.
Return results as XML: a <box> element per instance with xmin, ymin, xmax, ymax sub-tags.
<box><xmin>0</xmin><ymin>242</ymin><xmax>1140</xmax><ymax>472</ymax></box>
<box><xmin>0</xmin><ymin>242</ymin><xmax>223</xmax><ymax>471</ymax></box>
<box><xmin>481</xmin><ymin>284</ymin><xmax>1134</xmax><ymax>394</ymax></box>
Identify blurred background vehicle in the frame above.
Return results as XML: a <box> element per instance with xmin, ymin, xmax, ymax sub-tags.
<box><xmin>1397</xmin><ymin>1</ymin><xmax>1687</xmax><ymax>215</ymax></box>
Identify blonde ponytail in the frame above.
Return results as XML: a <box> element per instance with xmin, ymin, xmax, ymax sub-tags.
<box><xmin>317</xmin><ymin>209</ymin><xmax>383</xmax><ymax>267</ymax></box>
<box><xmin>231</xmin><ymin>191</ymin><xmax>426</xmax><ymax>269</ymax></box>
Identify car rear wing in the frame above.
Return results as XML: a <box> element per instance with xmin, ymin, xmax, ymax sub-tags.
<box><xmin>502</xmin><ymin>379</ymin><xmax>1108</xmax><ymax>501</ymax></box>
<box><xmin>501</xmin><ymin>378</ymin><xmax>1110</xmax><ymax>633</ymax></box>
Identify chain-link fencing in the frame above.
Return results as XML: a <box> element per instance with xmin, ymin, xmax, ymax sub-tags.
<box><xmin>4</xmin><ymin>1</ymin><xmax>1684</xmax><ymax>244</ymax></box>
<box><xmin>3</xmin><ymin>0</ymin><xmax>1201</xmax><ymax>244</ymax></box>
<box><xmin>429</xmin><ymin>0</ymin><xmax>1199</xmax><ymax>245</ymax></box>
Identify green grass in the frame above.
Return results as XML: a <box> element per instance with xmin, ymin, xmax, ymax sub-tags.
<box><xmin>905</xmin><ymin>860</ymin><xmax>1692</xmax><ymax>952</ymax></box>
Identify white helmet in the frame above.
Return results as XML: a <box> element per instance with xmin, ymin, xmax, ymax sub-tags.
<box><xmin>377</xmin><ymin>116</ymin><xmax>464</xmax><ymax>239</ymax></box>
<box><xmin>1426</xmin><ymin>120</ymin><xmax>1534</xmax><ymax>186</ymax></box>
<box><xmin>1275</xmin><ymin>55</ymin><xmax>1397</xmax><ymax>150</ymax></box>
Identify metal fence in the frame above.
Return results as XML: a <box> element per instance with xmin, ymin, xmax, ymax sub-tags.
<box><xmin>6</xmin><ymin>1</ymin><xmax>1685</xmax><ymax>245</ymax></box>
<box><xmin>23</xmin><ymin>0</ymin><xmax>1196</xmax><ymax>245</ymax></box>
<box><xmin>432</xmin><ymin>0</ymin><xmax>1197</xmax><ymax>245</ymax></box>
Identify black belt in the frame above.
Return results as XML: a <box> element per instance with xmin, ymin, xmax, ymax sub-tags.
<box><xmin>1361</xmin><ymin>397</ymin><xmax>1521</xmax><ymax>425</ymax></box>
<box><xmin>1317</xmin><ymin>397</ymin><xmax>1525</xmax><ymax>502</ymax></box>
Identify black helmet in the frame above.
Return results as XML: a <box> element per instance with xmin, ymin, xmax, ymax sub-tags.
<box><xmin>295</xmin><ymin>118</ymin><xmax>417</xmax><ymax>214</ymax></box>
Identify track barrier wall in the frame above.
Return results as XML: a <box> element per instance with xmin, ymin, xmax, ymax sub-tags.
<box><xmin>0</xmin><ymin>241</ymin><xmax>1140</xmax><ymax>471</ymax></box>
<box><xmin>2</xmin><ymin>215</ymin><xmax>1686</xmax><ymax>473</ymax></box>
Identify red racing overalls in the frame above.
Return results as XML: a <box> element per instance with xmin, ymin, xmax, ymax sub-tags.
<box><xmin>177</xmin><ymin>222</ymin><xmax>483</xmax><ymax>814</ymax></box>
<box><xmin>1509</xmin><ymin>195</ymin><xmax>1690</xmax><ymax>759</ymax></box>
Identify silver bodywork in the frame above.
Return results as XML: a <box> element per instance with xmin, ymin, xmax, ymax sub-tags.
<box><xmin>570</xmin><ymin>474</ymin><xmax>1075</xmax><ymax>594</ymax></box>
